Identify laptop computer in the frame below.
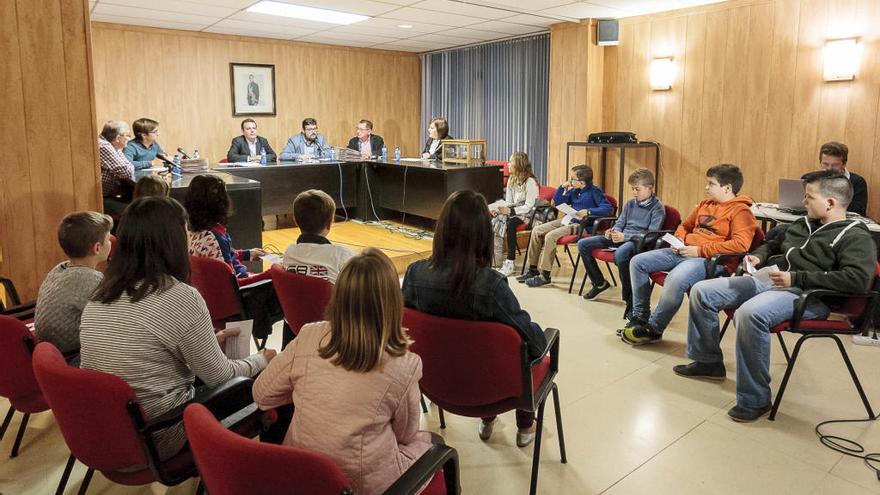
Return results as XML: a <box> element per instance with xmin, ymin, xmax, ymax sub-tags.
<box><xmin>777</xmin><ymin>178</ymin><xmax>806</xmax><ymax>214</ymax></box>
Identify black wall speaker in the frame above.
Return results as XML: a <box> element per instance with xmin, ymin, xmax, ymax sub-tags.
<box><xmin>597</xmin><ymin>19</ymin><xmax>619</xmax><ymax>46</ymax></box>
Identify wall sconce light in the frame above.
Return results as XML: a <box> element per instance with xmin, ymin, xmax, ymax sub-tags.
<box><xmin>824</xmin><ymin>38</ymin><xmax>860</xmax><ymax>81</ymax></box>
<box><xmin>650</xmin><ymin>57</ymin><xmax>674</xmax><ymax>90</ymax></box>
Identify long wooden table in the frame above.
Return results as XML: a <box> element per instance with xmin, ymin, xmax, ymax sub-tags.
<box><xmin>214</xmin><ymin>158</ymin><xmax>503</xmax><ymax>221</ymax></box>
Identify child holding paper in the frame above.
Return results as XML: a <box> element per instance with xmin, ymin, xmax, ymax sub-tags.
<box><xmin>576</xmin><ymin>169</ymin><xmax>665</xmax><ymax>317</ymax></box>
<box><xmin>679</xmin><ymin>171</ymin><xmax>875</xmax><ymax>422</ymax></box>
<box><xmin>519</xmin><ymin>164</ymin><xmax>612</xmax><ymax>287</ymax></box>
<box><xmin>621</xmin><ymin>164</ymin><xmax>757</xmax><ymax>345</ymax></box>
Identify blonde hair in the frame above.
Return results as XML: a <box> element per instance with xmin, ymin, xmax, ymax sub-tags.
<box><xmin>318</xmin><ymin>248</ymin><xmax>409</xmax><ymax>372</ymax></box>
<box><xmin>508</xmin><ymin>151</ymin><xmax>536</xmax><ymax>188</ymax></box>
<box><xmin>627</xmin><ymin>168</ymin><xmax>655</xmax><ymax>188</ymax></box>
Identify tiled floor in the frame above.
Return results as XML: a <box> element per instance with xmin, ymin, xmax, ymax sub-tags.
<box><xmin>2</xmin><ymin>262</ymin><xmax>879</xmax><ymax>494</ymax></box>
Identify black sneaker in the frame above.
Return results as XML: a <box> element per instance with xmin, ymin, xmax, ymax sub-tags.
<box><xmin>728</xmin><ymin>404</ymin><xmax>771</xmax><ymax>422</ymax></box>
<box><xmin>672</xmin><ymin>361</ymin><xmax>726</xmax><ymax>381</ymax></box>
<box><xmin>621</xmin><ymin>324</ymin><xmax>662</xmax><ymax>345</ymax></box>
<box><xmin>622</xmin><ymin>303</ymin><xmax>632</xmax><ymax>321</ymax></box>
<box><xmin>516</xmin><ymin>270</ymin><xmax>539</xmax><ymax>283</ymax></box>
<box><xmin>583</xmin><ymin>280</ymin><xmax>611</xmax><ymax>300</ymax></box>
<box><xmin>525</xmin><ymin>273</ymin><xmax>552</xmax><ymax>287</ymax></box>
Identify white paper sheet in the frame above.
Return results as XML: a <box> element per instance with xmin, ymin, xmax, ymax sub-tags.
<box><xmin>661</xmin><ymin>233</ymin><xmax>685</xmax><ymax>249</ymax></box>
<box><xmin>747</xmin><ymin>263</ymin><xmax>779</xmax><ymax>284</ymax></box>
<box><xmin>555</xmin><ymin>203</ymin><xmax>578</xmax><ymax>216</ymax></box>
<box><xmin>223</xmin><ymin>320</ymin><xmax>253</xmax><ymax>360</ymax></box>
<box><xmin>261</xmin><ymin>253</ymin><xmax>282</xmax><ymax>265</ymax></box>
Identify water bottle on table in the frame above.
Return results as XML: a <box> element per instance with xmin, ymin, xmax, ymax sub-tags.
<box><xmin>193</xmin><ymin>148</ymin><xmax>200</xmax><ymax>159</ymax></box>
<box><xmin>381</xmin><ymin>145</ymin><xmax>387</xmax><ymax>161</ymax></box>
<box><xmin>260</xmin><ymin>149</ymin><xmax>267</xmax><ymax>165</ymax></box>
<box><xmin>394</xmin><ymin>146</ymin><xmax>401</xmax><ymax>163</ymax></box>
<box><xmin>172</xmin><ymin>154</ymin><xmax>182</xmax><ymax>176</ymax></box>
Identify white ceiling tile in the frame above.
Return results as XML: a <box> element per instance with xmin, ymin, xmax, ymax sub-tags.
<box><xmin>328</xmin><ymin>24</ymin><xmax>413</xmax><ymax>38</ymax></box>
<box><xmin>298</xmin><ymin>30</ymin><xmax>398</xmax><ymax>43</ymax></box>
<box><xmin>380</xmin><ymin>7</ymin><xmax>486</xmax><ymax>27</ymax></box>
<box><xmin>92</xmin><ymin>4</ymin><xmax>221</xmax><ymax>24</ymax></box>
<box><xmin>90</xmin><ymin>13</ymin><xmax>211</xmax><ymax>31</ymax></box>
<box><xmin>367</xmin><ymin>0</ymin><xmax>420</xmax><ymax>5</ymax></box>
<box><xmin>374</xmin><ymin>38</ymin><xmax>436</xmax><ymax>49</ymax></box>
<box><xmin>467</xmin><ymin>0</ymin><xmax>572</xmax><ymax>9</ymax></box>
<box><xmin>370</xmin><ymin>43</ymin><xmax>428</xmax><ymax>52</ymax></box>
<box><xmin>206</xmin><ymin>18</ymin><xmax>320</xmax><ymax>36</ymax></box>
<box><xmin>202</xmin><ymin>26</ymin><xmax>295</xmax><ymax>39</ymax></box>
<box><xmin>177</xmin><ymin>0</ymin><xmax>258</xmax><ymax>7</ymax></box>
<box><xmin>351</xmin><ymin>17</ymin><xmax>449</xmax><ymax>33</ymax></box>
<box><xmin>414</xmin><ymin>32</ymin><xmax>484</xmax><ymax>44</ymax></box>
<box><xmin>588</xmin><ymin>0</ymin><xmax>725</xmax><ymax>16</ymax></box>
<box><xmin>408</xmin><ymin>0</ymin><xmax>513</xmax><ymax>20</ymax></box>
<box><xmin>296</xmin><ymin>36</ymin><xmax>382</xmax><ymax>48</ymax></box>
<box><xmin>468</xmin><ymin>20</ymin><xmax>547</xmax><ymax>35</ymax></box>
<box><xmin>272</xmin><ymin>0</ymin><xmax>399</xmax><ymax>16</ymax></box>
<box><xmin>99</xmin><ymin>0</ymin><xmax>239</xmax><ymax>17</ymax></box>
<box><xmin>441</xmin><ymin>26</ymin><xmax>509</xmax><ymax>40</ymax></box>
<box><xmin>503</xmin><ymin>12</ymin><xmax>573</xmax><ymax>25</ymax></box>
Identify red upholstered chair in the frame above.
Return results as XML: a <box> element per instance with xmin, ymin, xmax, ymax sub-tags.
<box><xmin>517</xmin><ymin>186</ymin><xmax>569</xmax><ymax>274</ymax></box>
<box><xmin>0</xmin><ymin>316</ymin><xmax>48</xmax><ymax>458</ymax></box>
<box><xmin>218</xmin><ymin>158</ymin><xmax>229</xmax><ymax>163</ymax></box>
<box><xmin>184</xmin><ymin>403</ymin><xmax>460</xmax><ymax>495</ymax></box>
<box><xmin>189</xmin><ymin>255</ymin><xmax>271</xmax><ymax>349</ymax></box>
<box><xmin>403</xmin><ymin>309</ymin><xmax>566</xmax><ymax>495</ymax></box>
<box><xmin>32</xmin><ymin>342</ymin><xmax>269</xmax><ymax>495</ymax></box>
<box><xmin>269</xmin><ymin>264</ymin><xmax>332</xmax><ymax>349</ymax></box>
<box><xmin>766</xmin><ymin>263</ymin><xmax>880</xmax><ymax>421</ymax></box>
<box><xmin>571</xmin><ymin>205</ymin><xmax>682</xmax><ymax>295</ymax></box>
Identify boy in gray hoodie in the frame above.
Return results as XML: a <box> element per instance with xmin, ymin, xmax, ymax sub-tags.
<box><xmin>676</xmin><ymin>171</ymin><xmax>876</xmax><ymax>422</ymax></box>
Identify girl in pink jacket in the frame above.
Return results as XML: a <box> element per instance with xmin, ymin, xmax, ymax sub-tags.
<box><xmin>253</xmin><ymin>248</ymin><xmax>433</xmax><ymax>494</ymax></box>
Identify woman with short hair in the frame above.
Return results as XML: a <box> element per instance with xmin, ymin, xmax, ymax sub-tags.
<box><xmin>421</xmin><ymin>117</ymin><xmax>451</xmax><ymax>160</ymax></box>
<box><xmin>124</xmin><ymin>117</ymin><xmax>167</xmax><ymax>170</ymax></box>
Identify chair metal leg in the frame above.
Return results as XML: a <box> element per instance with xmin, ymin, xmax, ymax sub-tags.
<box><xmin>831</xmin><ymin>335</ymin><xmax>876</xmax><ymax>419</ymax></box>
<box><xmin>529</xmin><ymin>399</ymin><xmax>547</xmax><ymax>495</ymax></box>
<box><xmin>719</xmin><ymin>316</ymin><xmax>732</xmax><ymax>340</ymax></box>
<box><xmin>10</xmin><ymin>412</ymin><xmax>30</xmax><ymax>457</ymax></box>
<box><xmin>604</xmin><ymin>261</ymin><xmax>618</xmax><ymax>287</ymax></box>
<box><xmin>554</xmin><ymin>253</ymin><xmax>561</xmax><ymax>268</ymax></box>
<box><xmin>769</xmin><ymin>335</ymin><xmax>807</xmax><ymax>421</ymax></box>
<box><xmin>565</xmin><ymin>246</ymin><xmax>574</xmax><ymax>267</ymax></box>
<box><xmin>520</xmin><ymin>239</ymin><xmax>531</xmax><ymax>275</ymax></box>
<box><xmin>552</xmin><ymin>385</ymin><xmax>567</xmax><ymax>463</ymax></box>
<box><xmin>195</xmin><ymin>479</ymin><xmax>206</xmax><ymax>495</ymax></box>
<box><xmin>568</xmin><ymin>254</ymin><xmax>581</xmax><ymax>294</ymax></box>
<box><xmin>578</xmin><ymin>270</ymin><xmax>589</xmax><ymax>296</ymax></box>
<box><xmin>252</xmin><ymin>335</ymin><xmax>266</xmax><ymax>350</ymax></box>
<box><xmin>438</xmin><ymin>408</ymin><xmax>446</xmax><ymax>429</ymax></box>
<box><xmin>56</xmin><ymin>455</ymin><xmax>76</xmax><ymax>495</ymax></box>
<box><xmin>420</xmin><ymin>395</ymin><xmax>428</xmax><ymax>413</ymax></box>
<box><xmin>776</xmin><ymin>333</ymin><xmax>790</xmax><ymax>363</ymax></box>
<box><xmin>0</xmin><ymin>405</ymin><xmax>14</xmax><ymax>440</ymax></box>
<box><xmin>77</xmin><ymin>468</ymin><xmax>94</xmax><ymax>495</ymax></box>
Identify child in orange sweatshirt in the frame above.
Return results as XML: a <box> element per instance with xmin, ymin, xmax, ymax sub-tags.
<box><xmin>621</xmin><ymin>164</ymin><xmax>757</xmax><ymax>345</ymax></box>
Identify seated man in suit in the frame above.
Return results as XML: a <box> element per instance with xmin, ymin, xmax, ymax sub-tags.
<box><xmin>227</xmin><ymin>118</ymin><xmax>277</xmax><ymax>163</ymax></box>
<box><xmin>279</xmin><ymin>118</ymin><xmax>333</xmax><ymax>161</ymax></box>
<box><xmin>347</xmin><ymin>119</ymin><xmax>384</xmax><ymax>158</ymax></box>
<box><xmin>818</xmin><ymin>141</ymin><xmax>868</xmax><ymax>216</ymax></box>
<box><xmin>98</xmin><ymin>120</ymin><xmax>135</xmax><ymax>218</ymax></box>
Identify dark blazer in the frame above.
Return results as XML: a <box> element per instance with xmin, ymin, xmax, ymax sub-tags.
<box><xmin>226</xmin><ymin>135</ymin><xmax>277</xmax><ymax>163</ymax></box>
<box><xmin>422</xmin><ymin>136</ymin><xmax>452</xmax><ymax>160</ymax></box>
<box><xmin>346</xmin><ymin>134</ymin><xmax>385</xmax><ymax>157</ymax></box>
<box><xmin>848</xmin><ymin>171</ymin><xmax>868</xmax><ymax>217</ymax></box>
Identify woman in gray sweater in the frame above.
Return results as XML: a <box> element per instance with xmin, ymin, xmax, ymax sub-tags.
<box><xmin>79</xmin><ymin>196</ymin><xmax>276</xmax><ymax>460</ymax></box>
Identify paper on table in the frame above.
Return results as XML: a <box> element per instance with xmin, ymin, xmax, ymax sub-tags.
<box><xmin>261</xmin><ymin>253</ymin><xmax>282</xmax><ymax>265</ymax></box>
<box><xmin>223</xmin><ymin>320</ymin><xmax>253</xmax><ymax>360</ymax></box>
<box><xmin>661</xmin><ymin>233</ymin><xmax>685</xmax><ymax>249</ymax></box>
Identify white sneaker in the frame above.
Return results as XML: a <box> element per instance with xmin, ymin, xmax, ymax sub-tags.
<box><xmin>497</xmin><ymin>259</ymin><xmax>517</xmax><ymax>277</ymax></box>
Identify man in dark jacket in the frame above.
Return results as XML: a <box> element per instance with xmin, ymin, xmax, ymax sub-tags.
<box><xmin>819</xmin><ymin>141</ymin><xmax>868</xmax><ymax>216</ymax></box>
<box><xmin>227</xmin><ymin>118</ymin><xmax>277</xmax><ymax>163</ymax></box>
<box><xmin>676</xmin><ymin>170</ymin><xmax>876</xmax><ymax>422</ymax></box>
<box><xmin>346</xmin><ymin>119</ymin><xmax>385</xmax><ymax>158</ymax></box>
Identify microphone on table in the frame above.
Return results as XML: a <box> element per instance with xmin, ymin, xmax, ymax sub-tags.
<box><xmin>155</xmin><ymin>153</ymin><xmax>175</xmax><ymax>173</ymax></box>
<box><xmin>177</xmin><ymin>147</ymin><xmax>192</xmax><ymax>159</ymax></box>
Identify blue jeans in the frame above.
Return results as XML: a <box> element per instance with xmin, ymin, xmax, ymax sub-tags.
<box><xmin>630</xmin><ymin>248</ymin><xmax>717</xmax><ymax>333</ymax></box>
<box><xmin>576</xmin><ymin>236</ymin><xmax>638</xmax><ymax>303</ymax></box>
<box><xmin>687</xmin><ymin>276</ymin><xmax>829</xmax><ymax>409</ymax></box>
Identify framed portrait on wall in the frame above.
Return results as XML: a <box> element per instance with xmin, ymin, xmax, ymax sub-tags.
<box><xmin>230</xmin><ymin>63</ymin><xmax>276</xmax><ymax>116</ymax></box>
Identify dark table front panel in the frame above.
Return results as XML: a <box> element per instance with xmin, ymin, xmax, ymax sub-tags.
<box><xmin>214</xmin><ymin>162</ymin><xmax>359</xmax><ymax>217</ymax></box>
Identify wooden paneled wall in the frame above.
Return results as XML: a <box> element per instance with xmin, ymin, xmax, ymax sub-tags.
<box><xmin>598</xmin><ymin>0</ymin><xmax>880</xmax><ymax>218</ymax></box>
<box><xmin>90</xmin><ymin>23</ymin><xmax>421</xmax><ymax>165</ymax></box>
<box><xmin>547</xmin><ymin>21</ymin><xmax>605</xmax><ymax>187</ymax></box>
<box><xmin>0</xmin><ymin>0</ymin><xmax>101</xmax><ymax>300</ymax></box>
